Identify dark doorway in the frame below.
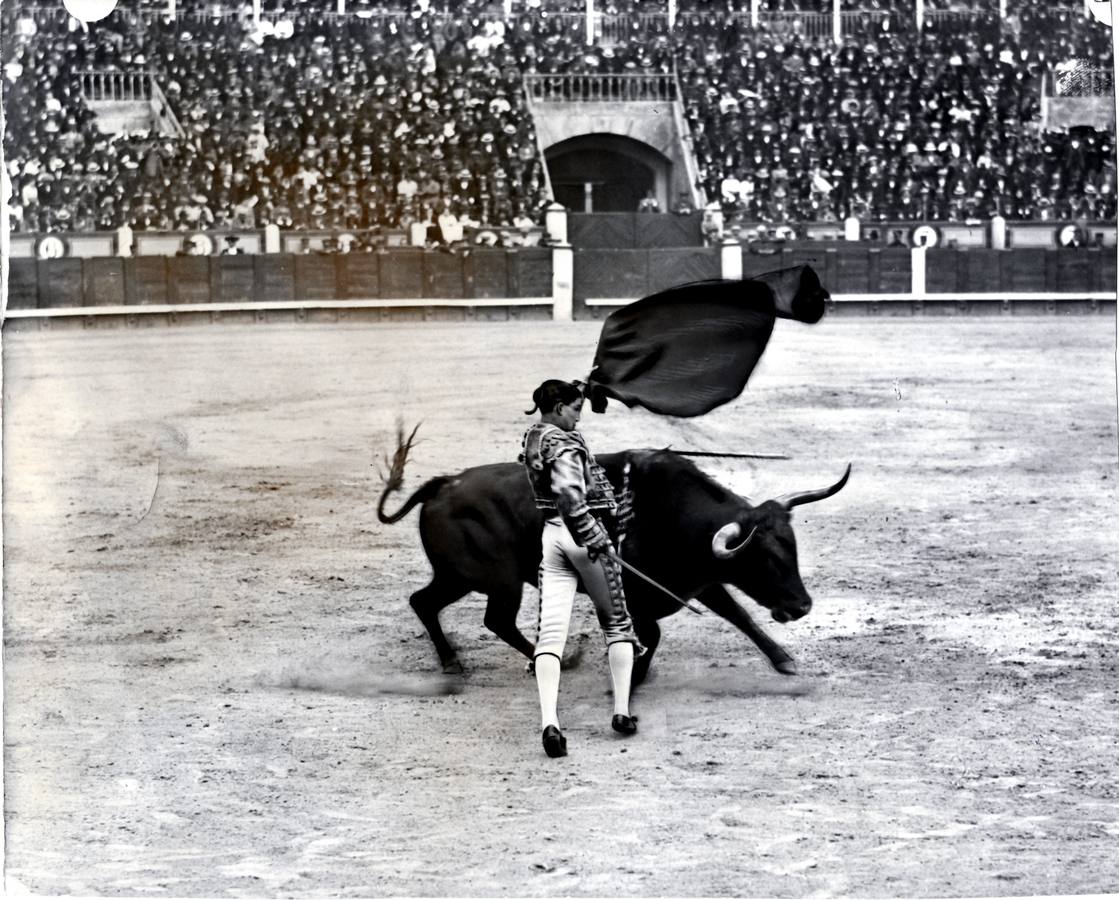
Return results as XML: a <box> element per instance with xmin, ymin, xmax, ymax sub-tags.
<box><xmin>548</xmin><ymin>145</ymin><xmax>656</xmax><ymax>212</ymax></box>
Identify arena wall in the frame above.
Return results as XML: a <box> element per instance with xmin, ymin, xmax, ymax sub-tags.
<box><xmin>5</xmin><ymin>244</ymin><xmax>1114</xmax><ymax>326</ymax></box>
<box><xmin>4</xmin><ymin>248</ymin><xmax>554</xmax><ymax>312</ymax></box>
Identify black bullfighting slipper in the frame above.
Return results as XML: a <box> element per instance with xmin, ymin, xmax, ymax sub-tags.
<box><xmin>611</xmin><ymin>714</ymin><xmax>639</xmax><ymax>735</ymax></box>
<box><xmin>542</xmin><ymin>725</ymin><xmax>567</xmax><ymax>758</ymax></box>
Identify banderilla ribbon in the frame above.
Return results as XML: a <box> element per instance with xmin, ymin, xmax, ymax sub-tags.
<box><xmin>667</xmin><ymin>447</ymin><xmax>791</xmax><ymax>461</ymax></box>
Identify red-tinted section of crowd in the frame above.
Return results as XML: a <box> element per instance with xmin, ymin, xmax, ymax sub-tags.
<box><xmin>3</xmin><ymin>0</ymin><xmax>1114</xmax><ymax>236</ymax></box>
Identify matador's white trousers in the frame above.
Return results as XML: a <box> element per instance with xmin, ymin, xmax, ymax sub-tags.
<box><xmin>534</xmin><ymin>515</ymin><xmax>639</xmax><ymax>660</ymax></box>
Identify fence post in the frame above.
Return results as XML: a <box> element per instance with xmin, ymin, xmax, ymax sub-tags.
<box><xmin>545</xmin><ymin>202</ymin><xmax>568</xmax><ymax>245</ymax></box>
<box><xmin>911</xmin><ymin>245</ymin><xmax>927</xmax><ymax>297</ymax></box>
<box><xmin>116</xmin><ymin>224</ymin><xmax>133</xmax><ymax>257</ymax></box>
<box><xmin>263</xmin><ymin>224</ymin><xmax>281</xmax><ymax>253</ymax></box>
<box><xmin>990</xmin><ymin>214</ymin><xmax>1007</xmax><ymax>250</ymax></box>
<box><xmin>720</xmin><ymin>239</ymin><xmax>743</xmax><ymax>280</ymax></box>
<box><xmin>552</xmin><ymin>243</ymin><xmax>574</xmax><ymax>321</ymax></box>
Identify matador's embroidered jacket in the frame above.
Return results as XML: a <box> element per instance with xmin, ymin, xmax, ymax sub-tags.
<box><xmin>520</xmin><ymin>423</ymin><xmax>616</xmax><ymax>548</ymax></box>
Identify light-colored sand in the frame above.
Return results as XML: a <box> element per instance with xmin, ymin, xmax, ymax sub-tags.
<box><xmin>3</xmin><ymin>316</ymin><xmax>1117</xmax><ymax>896</ymax></box>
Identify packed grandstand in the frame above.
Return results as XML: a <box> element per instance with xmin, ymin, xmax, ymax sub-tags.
<box><xmin>3</xmin><ymin>0</ymin><xmax>1115</xmax><ymax>241</ymax></box>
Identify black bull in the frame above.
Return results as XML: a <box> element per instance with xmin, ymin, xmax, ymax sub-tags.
<box><xmin>377</xmin><ymin>449</ymin><xmax>850</xmax><ymax>683</ymax></box>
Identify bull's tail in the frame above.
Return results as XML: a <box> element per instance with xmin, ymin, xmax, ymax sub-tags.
<box><xmin>376</xmin><ymin>421</ymin><xmax>447</xmax><ymax>524</ymax></box>
<box><xmin>377</xmin><ymin>475</ymin><xmax>450</xmax><ymax>524</ymax></box>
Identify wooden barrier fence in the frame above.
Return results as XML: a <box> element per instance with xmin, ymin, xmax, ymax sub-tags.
<box><xmin>3</xmin><ymin>245</ymin><xmax>1114</xmax><ymax>324</ymax></box>
<box><xmin>5</xmin><ymin>249</ymin><xmax>553</xmax><ymax>311</ymax></box>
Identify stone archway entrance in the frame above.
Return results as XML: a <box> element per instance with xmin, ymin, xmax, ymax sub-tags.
<box><xmin>545</xmin><ymin>134</ymin><xmax>671</xmax><ymax>213</ymax></box>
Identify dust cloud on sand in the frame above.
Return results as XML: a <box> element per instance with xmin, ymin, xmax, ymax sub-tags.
<box><xmin>263</xmin><ymin>654</ymin><xmax>465</xmax><ymax>697</ymax></box>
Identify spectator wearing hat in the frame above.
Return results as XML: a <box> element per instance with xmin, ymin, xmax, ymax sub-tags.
<box><xmin>396</xmin><ymin>170</ymin><xmax>419</xmax><ymax>207</ymax></box>
<box><xmin>418</xmin><ymin>169</ymin><xmax>443</xmax><ymax>208</ymax></box>
<box><xmin>221</xmin><ymin>234</ymin><xmax>245</xmax><ymax>255</ymax></box>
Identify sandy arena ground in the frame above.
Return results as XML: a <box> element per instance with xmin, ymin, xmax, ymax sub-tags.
<box><xmin>3</xmin><ymin>314</ymin><xmax>1118</xmax><ymax>897</ymax></box>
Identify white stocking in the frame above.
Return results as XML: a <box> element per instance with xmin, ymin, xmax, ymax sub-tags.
<box><xmin>535</xmin><ymin>653</ymin><xmax>561</xmax><ymax>730</ymax></box>
<box><xmin>608</xmin><ymin>642</ymin><xmax>634</xmax><ymax>717</ymax></box>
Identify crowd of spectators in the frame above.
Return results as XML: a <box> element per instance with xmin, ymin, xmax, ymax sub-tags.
<box><xmin>2</xmin><ymin>0</ymin><xmax>1114</xmax><ymax>236</ymax></box>
<box><xmin>4</xmin><ymin>3</ymin><xmax>553</xmax><ymax>237</ymax></box>
<box><xmin>683</xmin><ymin>9</ymin><xmax>1115</xmax><ymax>224</ymax></box>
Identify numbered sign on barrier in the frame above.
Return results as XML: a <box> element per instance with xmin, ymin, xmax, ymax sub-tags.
<box><xmin>36</xmin><ymin>235</ymin><xmax>68</xmax><ymax>259</ymax></box>
<box><xmin>910</xmin><ymin>225</ymin><xmax>940</xmax><ymax>248</ymax></box>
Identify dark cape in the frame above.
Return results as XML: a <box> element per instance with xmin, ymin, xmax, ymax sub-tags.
<box><xmin>585</xmin><ymin>265</ymin><xmax>829</xmax><ymax>417</ymax></box>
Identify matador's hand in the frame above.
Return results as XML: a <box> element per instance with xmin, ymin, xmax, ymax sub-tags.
<box><xmin>586</xmin><ymin>534</ymin><xmax>615</xmax><ymax>563</ymax></box>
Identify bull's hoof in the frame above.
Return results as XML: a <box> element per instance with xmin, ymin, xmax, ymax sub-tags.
<box><xmin>542</xmin><ymin>725</ymin><xmax>567</xmax><ymax>758</ymax></box>
<box><xmin>441</xmin><ymin>658</ymin><xmax>465</xmax><ymax>676</ymax></box>
<box><xmin>773</xmin><ymin>659</ymin><xmax>798</xmax><ymax>676</ymax></box>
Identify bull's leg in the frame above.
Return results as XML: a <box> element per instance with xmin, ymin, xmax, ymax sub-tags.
<box><xmin>409</xmin><ymin>578</ymin><xmax>469</xmax><ymax>674</ymax></box>
<box><xmin>631</xmin><ymin>616</ymin><xmax>661</xmax><ymax>687</ymax></box>
<box><xmin>482</xmin><ymin>586</ymin><xmax>536</xmax><ymax>661</ymax></box>
<box><xmin>696</xmin><ymin>585</ymin><xmax>798</xmax><ymax>675</ymax></box>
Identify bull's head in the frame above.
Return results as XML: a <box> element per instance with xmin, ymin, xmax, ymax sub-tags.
<box><xmin>711</xmin><ymin>464</ymin><xmax>851</xmax><ymax>622</ymax></box>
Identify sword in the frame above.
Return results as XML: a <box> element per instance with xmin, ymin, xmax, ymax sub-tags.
<box><xmin>606</xmin><ymin>550</ymin><xmax>704</xmax><ymax>616</ymax></box>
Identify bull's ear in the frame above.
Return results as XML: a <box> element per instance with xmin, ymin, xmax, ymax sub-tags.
<box><xmin>712</xmin><ymin>520</ymin><xmax>758</xmax><ymax>559</ymax></box>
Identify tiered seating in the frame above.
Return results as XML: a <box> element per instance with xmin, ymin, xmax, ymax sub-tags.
<box><xmin>2</xmin><ymin>0</ymin><xmax>1113</xmax><ymax>235</ymax></box>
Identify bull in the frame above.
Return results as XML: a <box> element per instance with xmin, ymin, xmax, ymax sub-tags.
<box><xmin>377</xmin><ymin>444</ymin><xmax>849</xmax><ymax>683</ymax></box>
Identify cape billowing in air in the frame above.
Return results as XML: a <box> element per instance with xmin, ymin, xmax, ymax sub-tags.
<box><xmin>585</xmin><ymin>265</ymin><xmax>828</xmax><ymax>418</ymax></box>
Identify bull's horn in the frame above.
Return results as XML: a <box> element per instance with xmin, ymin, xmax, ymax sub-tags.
<box><xmin>712</xmin><ymin>522</ymin><xmax>758</xmax><ymax>559</ymax></box>
<box><xmin>774</xmin><ymin>463</ymin><xmax>852</xmax><ymax>509</ymax></box>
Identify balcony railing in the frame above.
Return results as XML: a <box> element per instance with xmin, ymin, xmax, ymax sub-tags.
<box><xmin>1051</xmin><ymin>65</ymin><xmax>1115</xmax><ymax>97</ymax></box>
<box><xmin>525</xmin><ymin>72</ymin><xmax>677</xmax><ymax>103</ymax></box>
<box><xmin>8</xmin><ymin>2</ymin><xmax>1093</xmax><ymax>37</ymax></box>
<box><xmin>79</xmin><ymin>71</ymin><xmax>153</xmax><ymax>102</ymax></box>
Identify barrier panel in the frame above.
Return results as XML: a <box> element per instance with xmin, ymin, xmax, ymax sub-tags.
<box><xmin>574</xmin><ymin>247</ymin><xmax>720</xmax><ymax>304</ymax></box>
<box><xmin>647</xmin><ymin>248</ymin><xmax>720</xmax><ymax>291</ymax></box>
<box><xmin>570</xmin><ymin>214</ymin><xmax>638</xmax><ymax>249</ymax></box>
<box><xmin>925</xmin><ymin>248</ymin><xmax>961</xmax><ymax>293</ymax></box>
<box><xmin>255</xmin><ymin>254</ymin><xmax>296</xmax><ymax>302</ymax></box>
<box><xmin>835</xmin><ymin>250</ymin><xmax>872</xmax><ymax>293</ymax></box>
<box><xmin>6</xmin><ymin>260</ymin><xmax>39</xmax><ymax>309</ymax></box>
<box><xmin>577</xmin><ymin>249</ymin><xmax>650</xmax><ymax>300</ymax></box>
<box><xmin>124</xmin><ymin>257</ymin><xmax>168</xmax><ymax>305</ymax></box>
<box><xmin>877</xmin><ymin>248</ymin><xmax>912</xmax><ymax>294</ymax></box>
<box><xmin>294</xmin><ymin>254</ymin><xmax>338</xmax><ymax>301</ymax></box>
<box><xmin>468</xmin><ymin>249</ymin><xmax>512</xmax><ymax>298</ymax></box>
<box><xmin>1004</xmin><ymin>249</ymin><xmax>1049</xmax><ymax>292</ymax></box>
<box><xmin>38</xmin><ymin>259</ymin><xmax>85</xmax><ymax>309</ymax></box>
<box><xmin>955</xmin><ymin>249</ymin><xmax>1003</xmax><ymax>293</ymax></box>
<box><xmin>747</xmin><ymin>245</ymin><xmax>831</xmax><ymax>275</ymax></box>
<box><xmin>167</xmin><ymin>257</ymin><xmax>212</xmax><ymax>304</ymax></box>
<box><xmin>82</xmin><ymin>258</ymin><xmax>126</xmax><ymax>306</ymax></box>
<box><xmin>923</xmin><ymin>247</ymin><xmax>1112</xmax><ymax>295</ymax></box>
<box><xmin>424</xmin><ymin>251</ymin><xmax>465</xmax><ymax>299</ymax></box>
<box><xmin>512</xmin><ymin>249</ymin><xmax>553</xmax><ymax>297</ymax></box>
<box><xmin>210</xmin><ymin>257</ymin><xmax>256</xmax><ymax>303</ymax></box>
<box><xmin>379</xmin><ymin>249</ymin><xmax>425</xmax><ymax>298</ymax></box>
<box><xmin>1057</xmin><ymin>253</ymin><xmax>1096</xmax><ymax>292</ymax></box>
<box><xmin>569</xmin><ymin>213</ymin><xmax>704</xmax><ymax>249</ymax></box>
<box><xmin>1099</xmin><ymin>249</ymin><xmax>1116</xmax><ymax>291</ymax></box>
<box><xmin>632</xmin><ymin>214</ymin><xmax>703</xmax><ymax>249</ymax></box>
<box><xmin>337</xmin><ymin>253</ymin><xmax>379</xmax><ymax>299</ymax></box>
